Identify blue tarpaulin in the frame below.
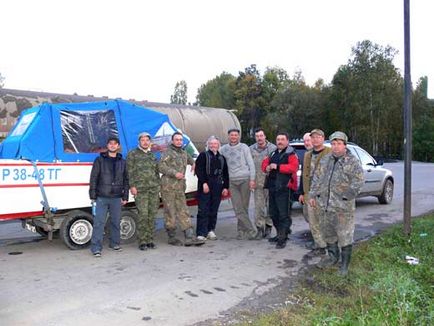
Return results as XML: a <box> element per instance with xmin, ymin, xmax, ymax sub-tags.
<box><xmin>0</xmin><ymin>100</ymin><xmax>191</xmax><ymax>162</ymax></box>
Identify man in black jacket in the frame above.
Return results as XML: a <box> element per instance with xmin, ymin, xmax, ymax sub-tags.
<box><xmin>89</xmin><ymin>137</ymin><xmax>129</xmax><ymax>257</ymax></box>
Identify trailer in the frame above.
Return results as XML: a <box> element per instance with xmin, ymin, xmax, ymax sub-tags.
<box><xmin>0</xmin><ymin>100</ymin><xmax>199</xmax><ymax>249</ymax></box>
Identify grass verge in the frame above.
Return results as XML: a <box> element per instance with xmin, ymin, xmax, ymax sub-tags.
<box><xmin>244</xmin><ymin>214</ymin><xmax>434</xmax><ymax>326</ymax></box>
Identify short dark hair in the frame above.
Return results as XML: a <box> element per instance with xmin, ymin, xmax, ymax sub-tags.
<box><xmin>171</xmin><ymin>131</ymin><xmax>183</xmax><ymax>140</ymax></box>
<box><xmin>254</xmin><ymin>128</ymin><xmax>265</xmax><ymax>134</ymax></box>
<box><xmin>227</xmin><ymin>128</ymin><xmax>240</xmax><ymax>134</ymax></box>
<box><xmin>276</xmin><ymin>132</ymin><xmax>289</xmax><ymax>140</ymax></box>
<box><xmin>107</xmin><ymin>136</ymin><xmax>120</xmax><ymax>144</ymax></box>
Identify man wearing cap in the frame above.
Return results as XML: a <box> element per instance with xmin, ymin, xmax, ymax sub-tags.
<box><xmin>89</xmin><ymin>137</ymin><xmax>129</xmax><ymax>257</ymax></box>
<box><xmin>159</xmin><ymin>132</ymin><xmax>204</xmax><ymax>246</ymax></box>
<box><xmin>220</xmin><ymin>128</ymin><xmax>258</xmax><ymax>240</ymax></box>
<box><xmin>299</xmin><ymin>129</ymin><xmax>331</xmax><ymax>256</ymax></box>
<box><xmin>309</xmin><ymin>131</ymin><xmax>364</xmax><ymax>275</ymax></box>
<box><xmin>127</xmin><ymin>132</ymin><xmax>160</xmax><ymax>251</ymax></box>
<box><xmin>249</xmin><ymin>128</ymin><xmax>277</xmax><ymax>238</ymax></box>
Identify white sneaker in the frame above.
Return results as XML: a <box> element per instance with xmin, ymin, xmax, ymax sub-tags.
<box><xmin>197</xmin><ymin>236</ymin><xmax>207</xmax><ymax>241</ymax></box>
<box><xmin>207</xmin><ymin>231</ymin><xmax>217</xmax><ymax>240</ymax></box>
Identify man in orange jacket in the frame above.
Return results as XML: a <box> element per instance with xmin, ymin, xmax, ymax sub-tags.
<box><xmin>261</xmin><ymin>132</ymin><xmax>299</xmax><ymax>249</ymax></box>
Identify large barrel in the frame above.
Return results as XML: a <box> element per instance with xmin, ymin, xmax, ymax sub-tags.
<box><xmin>140</xmin><ymin>101</ymin><xmax>241</xmax><ymax>152</ymax></box>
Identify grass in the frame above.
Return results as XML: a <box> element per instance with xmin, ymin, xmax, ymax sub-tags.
<box><xmin>241</xmin><ymin>214</ymin><xmax>434</xmax><ymax>326</ymax></box>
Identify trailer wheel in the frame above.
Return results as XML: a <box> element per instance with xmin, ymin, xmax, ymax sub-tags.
<box><xmin>119</xmin><ymin>210</ymin><xmax>138</xmax><ymax>244</ymax></box>
<box><xmin>60</xmin><ymin>210</ymin><xmax>93</xmax><ymax>250</ymax></box>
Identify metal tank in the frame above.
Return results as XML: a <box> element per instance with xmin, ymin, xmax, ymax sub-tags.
<box><xmin>139</xmin><ymin>101</ymin><xmax>241</xmax><ymax>152</ymax></box>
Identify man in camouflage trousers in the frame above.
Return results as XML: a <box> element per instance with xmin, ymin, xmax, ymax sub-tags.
<box><xmin>309</xmin><ymin>131</ymin><xmax>364</xmax><ymax>276</ymax></box>
<box><xmin>158</xmin><ymin>132</ymin><xmax>204</xmax><ymax>246</ymax></box>
<box><xmin>250</xmin><ymin>128</ymin><xmax>276</xmax><ymax>238</ymax></box>
<box><xmin>127</xmin><ymin>132</ymin><xmax>160</xmax><ymax>251</ymax></box>
<box><xmin>299</xmin><ymin>129</ymin><xmax>331</xmax><ymax>256</ymax></box>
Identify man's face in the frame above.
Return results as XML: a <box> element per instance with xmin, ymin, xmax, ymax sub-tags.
<box><xmin>276</xmin><ymin>135</ymin><xmax>289</xmax><ymax>150</ymax></box>
<box><xmin>172</xmin><ymin>134</ymin><xmax>184</xmax><ymax>148</ymax></box>
<box><xmin>303</xmin><ymin>135</ymin><xmax>312</xmax><ymax>150</ymax></box>
<box><xmin>208</xmin><ymin>139</ymin><xmax>220</xmax><ymax>152</ymax></box>
<box><xmin>139</xmin><ymin>136</ymin><xmax>151</xmax><ymax>149</ymax></box>
<box><xmin>107</xmin><ymin>140</ymin><xmax>120</xmax><ymax>153</ymax></box>
<box><xmin>311</xmin><ymin>133</ymin><xmax>324</xmax><ymax>149</ymax></box>
<box><xmin>331</xmin><ymin>139</ymin><xmax>346</xmax><ymax>156</ymax></box>
<box><xmin>228</xmin><ymin>131</ymin><xmax>240</xmax><ymax>144</ymax></box>
<box><xmin>255</xmin><ymin>131</ymin><xmax>266</xmax><ymax>146</ymax></box>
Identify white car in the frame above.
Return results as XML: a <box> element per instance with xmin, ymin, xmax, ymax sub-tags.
<box><xmin>290</xmin><ymin>141</ymin><xmax>394</xmax><ymax>204</ymax></box>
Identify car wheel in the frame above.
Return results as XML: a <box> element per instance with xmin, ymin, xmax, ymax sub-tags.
<box><xmin>378</xmin><ymin>179</ymin><xmax>393</xmax><ymax>204</ymax></box>
<box><xmin>60</xmin><ymin>210</ymin><xmax>93</xmax><ymax>250</ymax></box>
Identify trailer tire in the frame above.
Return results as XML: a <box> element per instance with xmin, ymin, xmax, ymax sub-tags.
<box><xmin>119</xmin><ymin>210</ymin><xmax>138</xmax><ymax>244</ymax></box>
<box><xmin>60</xmin><ymin>210</ymin><xmax>93</xmax><ymax>250</ymax></box>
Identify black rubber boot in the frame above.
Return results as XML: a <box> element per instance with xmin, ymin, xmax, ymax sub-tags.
<box><xmin>167</xmin><ymin>229</ymin><xmax>183</xmax><ymax>246</ymax></box>
<box><xmin>184</xmin><ymin>228</ymin><xmax>205</xmax><ymax>246</ymax></box>
<box><xmin>338</xmin><ymin>245</ymin><xmax>352</xmax><ymax>276</ymax></box>
<box><xmin>317</xmin><ymin>242</ymin><xmax>340</xmax><ymax>269</ymax></box>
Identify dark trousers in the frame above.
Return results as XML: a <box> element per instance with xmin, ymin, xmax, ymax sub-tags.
<box><xmin>196</xmin><ymin>183</ymin><xmax>223</xmax><ymax>237</ymax></box>
<box><xmin>268</xmin><ymin>189</ymin><xmax>292</xmax><ymax>234</ymax></box>
<box><xmin>91</xmin><ymin>196</ymin><xmax>121</xmax><ymax>253</ymax></box>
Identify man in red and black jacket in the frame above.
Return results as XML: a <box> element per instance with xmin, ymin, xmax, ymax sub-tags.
<box><xmin>261</xmin><ymin>132</ymin><xmax>299</xmax><ymax>249</ymax></box>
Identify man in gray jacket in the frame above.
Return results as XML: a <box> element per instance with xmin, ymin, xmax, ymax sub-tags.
<box><xmin>250</xmin><ymin>128</ymin><xmax>276</xmax><ymax>238</ymax></box>
<box><xmin>221</xmin><ymin>128</ymin><xmax>257</xmax><ymax>240</ymax></box>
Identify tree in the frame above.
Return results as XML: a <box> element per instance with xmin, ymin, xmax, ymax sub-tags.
<box><xmin>196</xmin><ymin>72</ymin><xmax>236</xmax><ymax>108</ymax></box>
<box><xmin>170</xmin><ymin>80</ymin><xmax>188</xmax><ymax>105</ymax></box>
<box><xmin>327</xmin><ymin>40</ymin><xmax>403</xmax><ymax>158</ymax></box>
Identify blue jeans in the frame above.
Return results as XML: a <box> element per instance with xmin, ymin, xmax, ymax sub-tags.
<box><xmin>90</xmin><ymin>197</ymin><xmax>121</xmax><ymax>253</ymax></box>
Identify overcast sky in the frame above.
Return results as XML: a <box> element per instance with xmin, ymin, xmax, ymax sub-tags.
<box><xmin>1</xmin><ymin>0</ymin><xmax>433</xmax><ymax>104</ymax></box>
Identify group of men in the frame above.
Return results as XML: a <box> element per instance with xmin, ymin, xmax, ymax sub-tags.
<box><xmin>88</xmin><ymin>126</ymin><xmax>363</xmax><ymax>276</ymax></box>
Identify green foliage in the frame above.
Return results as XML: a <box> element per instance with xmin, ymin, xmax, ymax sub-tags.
<box><xmin>242</xmin><ymin>215</ymin><xmax>434</xmax><ymax>325</ymax></box>
<box><xmin>196</xmin><ymin>72</ymin><xmax>236</xmax><ymax>109</ymax></box>
<box><xmin>170</xmin><ymin>80</ymin><xmax>188</xmax><ymax>105</ymax></box>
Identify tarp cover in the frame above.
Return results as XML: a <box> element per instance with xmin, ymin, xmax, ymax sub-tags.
<box><xmin>0</xmin><ymin>100</ymin><xmax>196</xmax><ymax>162</ymax></box>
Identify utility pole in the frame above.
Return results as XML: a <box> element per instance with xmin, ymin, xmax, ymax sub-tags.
<box><xmin>403</xmin><ymin>0</ymin><xmax>412</xmax><ymax>235</ymax></box>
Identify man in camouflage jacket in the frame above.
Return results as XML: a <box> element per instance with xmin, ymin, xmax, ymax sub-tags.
<box><xmin>309</xmin><ymin>131</ymin><xmax>364</xmax><ymax>276</ymax></box>
<box><xmin>127</xmin><ymin>132</ymin><xmax>160</xmax><ymax>251</ymax></box>
<box><xmin>158</xmin><ymin>132</ymin><xmax>204</xmax><ymax>246</ymax></box>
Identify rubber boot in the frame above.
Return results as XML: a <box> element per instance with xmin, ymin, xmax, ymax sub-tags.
<box><xmin>275</xmin><ymin>229</ymin><xmax>288</xmax><ymax>249</ymax></box>
<box><xmin>184</xmin><ymin>228</ymin><xmax>205</xmax><ymax>246</ymax></box>
<box><xmin>167</xmin><ymin>229</ymin><xmax>183</xmax><ymax>246</ymax></box>
<box><xmin>338</xmin><ymin>245</ymin><xmax>352</xmax><ymax>276</ymax></box>
<box><xmin>316</xmin><ymin>242</ymin><xmax>340</xmax><ymax>269</ymax></box>
<box><xmin>264</xmin><ymin>224</ymin><xmax>272</xmax><ymax>238</ymax></box>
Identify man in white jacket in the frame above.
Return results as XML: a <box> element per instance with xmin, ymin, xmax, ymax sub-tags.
<box><xmin>221</xmin><ymin>128</ymin><xmax>257</xmax><ymax>240</ymax></box>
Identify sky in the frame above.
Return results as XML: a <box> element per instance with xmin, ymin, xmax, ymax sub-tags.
<box><xmin>1</xmin><ymin>0</ymin><xmax>433</xmax><ymax>104</ymax></box>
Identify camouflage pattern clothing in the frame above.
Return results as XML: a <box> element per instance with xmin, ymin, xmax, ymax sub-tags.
<box><xmin>302</xmin><ymin>147</ymin><xmax>331</xmax><ymax>249</ymax></box>
<box><xmin>309</xmin><ymin>149</ymin><xmax>364</xmax><ymax>247</ymax></box>
<box><xmin>158</xmin><ymin>144</ymin><xmax>195</xmax><ymax>232</ymax></box>
<box><xmin>127</xmin><ymin>148</ymin><xmax>160</xmax><ymax>245</ymax></box>
<box><xmin>250</xmin><ymin>141</ymin><xmax>276</xmax><ymax>228</ymax></box>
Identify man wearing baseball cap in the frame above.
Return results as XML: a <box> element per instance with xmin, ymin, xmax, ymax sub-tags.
<box><xmin>308</xmin><ymin>131</ymin><xmax>364</xmax><ymax>276</ymax></box>
<box><xmin>299</xmin><ymin>129</ymin><xmax>331</xmax><ymax>256</ymax></box>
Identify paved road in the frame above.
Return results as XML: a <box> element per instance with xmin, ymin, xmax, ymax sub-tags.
<box><xmin>1</xmin><ymin>162</ymin><xmax>433</xmax><ymax>326</ymax></box>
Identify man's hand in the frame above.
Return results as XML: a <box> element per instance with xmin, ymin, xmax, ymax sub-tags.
<box><xmin>299</xmin><ymin>194</ymin><xmax>304</xmax><ymax>204</ymax></box>
<box><xmin>121</xmin><ymin>200</ymin><xmax>128</xmax><ymax>206</ymax></box>
<box><xmin>203</xmin><ymin>183</ymin><xmax>210</xmax><ymax>194</ymax></box>
<box><xmin>266</xmin><ymin>163</ymin><xmax>277</xmax><ymax>172</ymax></box>
<box><xmin>249</xmin><ymin>180</ymin><xmax>256</xmax><ymax>190</ymax></box>
<box><xmin>222</xmin><ymin>188</ymin><xmax>229</xmax><ymax>197</ymax></box>
<box><xmin>130</xmin><ymin>187</ymin><xmax>138</xmax><ymax>196</ymax></box>
<box><xmin>308</xmin><ymin>198</ymin><xmax>316</xmax><ymax>208</ymax></box>
<box><xmin>175</xmin><ymin>172</ymin><xmax>185</xmax><ymax>180</ymax></box>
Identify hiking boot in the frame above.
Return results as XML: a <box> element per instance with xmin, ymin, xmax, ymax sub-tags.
<box><xmin>338</xmin><ymin>245</ymin><xmax>352</xmax><ymax>276</ymax></box>
<box><xmin>147</xmin><ymin>242</ymin><xmax>156</xmax><ymax>249</ymax></box>
<box><xmin>275</xmin><ymin>229</ymin><xmax>288</xmax><ymax>249</ymax></box>
<box><xmin>317</xmin><ymin>242</ymin><xmax>340</xmax><ymax>269</ymax></box>
<box><xmin>167</xmin><ymin>229</ymin><xmax>183</xmax><ymax>246</ymax></box>
<box><xmin>109</xmin><ymin>245</ymin><xmax>122</xmax><ymax>252</ymax></box>
<box><xmin>197</xmin><ymin>236</ymin><xmax>207</xmax><ymax>242</ymax></box>
<box><xmin>184</xmin><ymin>228</ymin><xmax>205</xmax><ymax>246</ymax></box>
<box><xmin>93</xmin><ymin>252</ymin><xmax>101</xmax><ymax>258</ymax></box>
<box><xmin>139</xmin><ymin>244</ymin><xmax>148</xmax><ymax>251</ymax></box>
<box><xmin>268</xmin><ymin>235</ymin><xmax>279</xmax><ymax>243</ymax></box>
